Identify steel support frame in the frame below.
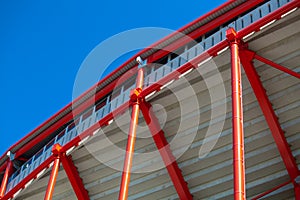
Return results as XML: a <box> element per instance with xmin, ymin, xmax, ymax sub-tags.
<box><xmin>239</xmin><ymin>47</ymin><xmax>300</xmax><ymax>198</ymax></box>
<box><xmin>239</xmin><ymin>49</ymin><xmax>299</xmax><ymax>177</ymax></box>
<box><xmin>226</xmin><ymin>28</ymin><xmax>246</xmax><ymax>200</ymax></box>
<box><xmin>3</xmin><ymin>0</ymin><xmax>265</xmax><ymax>163</ymax></box>
<box><xmin>253</xmin><ymin>53</ymin><xmax>300</xmax><ymax>79</ymax></box>
<box><xmin>140</xmin><ymin>101</ymin><xmax>193</xmax><ymax>200</ymax></box>
<box><xmin>44</xmin><ymin>144</ymin><xmax>90</xmax><ymax>200</ymax></box>
<box><xmin>252</xmin><ymin>180</ymin><xmax>292</xmax><ymax>200</ymax></box>
<box><xmin>60</xmin><ymin>155</ymin><xmax>89</xmax><ymax>200</ymax></box>
<box><xmin>44</xmin><ymin>157</ymin><xmax>60</xmax><ymax>200</ymax></box>
<box><xmin>119</xmin><ymin>68</ymin><xmax>144</xmax><ymax>200</ymax></box>
<box><xmin>119</xmin><ymin>66</ymin><xmax>192</xmax><ymax>199</ymax></box>
<box><xmin>44</xmin><ymin>144</ymin><xmax>61</xmax><ymax>200</ymax></box>
<box><xmin>2</xmin><ymin>1</ymin><xmax>300</xmax><ymax>199</ymax></box>
<box><xmin>0</xmin><ymin>161</ymin><xmax>13</xmax><ymax>198</ymax></box>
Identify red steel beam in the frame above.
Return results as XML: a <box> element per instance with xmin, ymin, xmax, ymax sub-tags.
<box><xmin>237</xmin><ymin>0</ymin><xmax>300</xmax><ymax>40</ymax></box>
<box><xmin>239</xmin><ymin>49</ymin><xmax>299</xmax><ymax>180</ymax></box>
<box><xmin>252</xmin><ymin>180</ymin><xmax>292</xmax><ymax>200</ymax></box>
<box><xmin>44</xmin><ymin>144</ymin><xmax>61</xmax><ymax>200</ymax></box>
<box><xmin>227</xmin><ymin>28</ymin><xmax>246</xmax><ymax>200</ymax></box>
<box><xmin>44</xmin><ymin>157</ymin><xmax>60</xmax><ymax>200</ymax></box>
<box><xmin>61</xmin><ymin>155</ymin><xmax>89</xmax><ymax>200</ymax></box>
<box><xmin>119</xmin><ymin>68</ymin><xmax>144</xmax><ymax>200</ymax></box>
<box><xmin>294</xmin><ymin>182</ymin><xmax>300</xmax><ymax>199</ymax></box>
<box><xmin>140</xmin><ymin>101</ymin><xmax>193</xmax><ymax>200</ymax></box>
<box><xmin>0</xmin><ymin>161</ymin><xmax>13</xmax><ymax>198</ymax></box>
<box><xmin>148</xmin><ymin>0</ymin><xmax>264</xmax><ymax>62</ymax></box>
<box><xmin>253</xmin><ymin>53</ymin><xmax>300</xmax><ymax>79</ymax></box>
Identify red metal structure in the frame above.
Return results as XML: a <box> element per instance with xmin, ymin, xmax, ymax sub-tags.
<box><xmin>0</xmin><ymin>0</ymin><xmax>300</xmax><ymax>199</ymax></box>
<box><xmin>0</xmin><ymin>161</ymin><xmax>13</xmax><ymax>198</ymax></box>
<box><xmin>227</xmin><ymin>28</ymin><xmax>246</xmax><ymax>200</ymax></box>
<box><xmin>119</xmin><ymin>68</ymin><xmax>144</xmax><ymax>200</ymax></box>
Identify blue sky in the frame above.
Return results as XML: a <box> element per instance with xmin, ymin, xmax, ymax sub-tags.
<box><xmin>0</xmin><ymin>0</ymin><xmax>226</xmax><ymax>156</ymax></box>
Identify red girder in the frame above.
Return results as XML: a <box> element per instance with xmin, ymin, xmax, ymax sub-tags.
<box><xmin>252</xmin><ymin>180</ymin><xmax>292</xmax><ymax>200</ymax></box>
<box><xmin>226</xmin><ymin>28</ymin><xmax>246</xmax><ymax>200</ymax></box>
<box><xmin>119</xmin><ymin>68</ymin><xmax>144</xmax><ymax>200</ymax></box>
<box><xmin>44</xmin><ymin>156</ymin><xmax>60</xmax><ymax>200</ymax></box>
<box><xmin>148</xmin><ymin>0</ymin><xmax>264</xmax><ymax>62</ymax></box>
<box><xmin>0</xmin><ymin>161</ymin><xmax>13</xmax><ymax>198</ymax></box>
<box><xmin>240</xmin><ymin>49</ymin><xmax>299</xmax><ymax>180</ymax></box>
<box><xmin>60</xmin><ymin>155</ymin><xmax>89</xmax><ymax>200</ymax></box>
<box><xmin>253</xmin><ymin>53</ymin><xmax>300</xmax><ymax>79</ymax></box>
<box><xmin>140</xmin><ymin>101</ymin><xmax>192</xmax><ymax>200</ymax></box>
<box><xmin>236</xmin><ymin>0</ymin><xmax>300</xmax><ymax>40</ymax></box>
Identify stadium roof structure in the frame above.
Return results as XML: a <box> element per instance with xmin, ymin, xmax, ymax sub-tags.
<box><xmin>0</xmin><ymin>0</ymin><xmax>300</xmax><ymax>199</ymax></box>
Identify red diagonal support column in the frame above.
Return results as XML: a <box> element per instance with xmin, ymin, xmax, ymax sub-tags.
<box><xmin>226</xmin><ymin>28</ymin><xmax>246</xmax><ymax>200</ymax></box>
<box><xmin>44</xmin><ymin>144</ymin><xmax>61</xmax><ymax>200</ymax></box>
<box><xmin>61</xmin><ymin>155</ymin><xmax>89</xmax><ymax>200</ymax></box>
<box><xmin>0</xmin><ymin>161</ymin><xmax>13</xmax><ymax>198</ymax></box>
<box><xmin>252</xmin><ymin>52</ymin><xmax>300</xmax><ymax>79</ymax></box>
<box><xmin>239</xmin><ymin>49</ymin><xmax>300</xmax><ymax>180</ymax></box>
<box><xmin>140</xmin><ymin>101</ymin><xmax>193</xmax><ymax>199</ymax></box>
<box><xmin>119</xmin><ymin>68</ymin><xmax>144</xmax><ymax>200</ymax></box>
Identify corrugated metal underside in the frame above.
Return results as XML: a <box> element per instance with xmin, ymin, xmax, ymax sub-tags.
<box><xmin>16</xmin><ymin>10</ymin><xmax>299</xmax><ymax>200</ymax></box>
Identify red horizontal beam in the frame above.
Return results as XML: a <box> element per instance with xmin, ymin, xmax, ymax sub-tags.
<box><xmin>237</xmin><ymin>0</ymin><xmax>300</xmax><ymax>39</ymax></box>
<box><xmin>140</xmin><ymin>101</ymin><xmax>192</xmax><ymax>200</ymax></box>
<box><xmin>240</xmin><ymin>49</ymin><xmax>299</xmax><ymax>180</ymax></box>
<box><xmin>141</xmin><ymin>40</ymin><xmax>228</xmax><ymax>98</ymax></box>
<box><xmin>148</xmin><ymin>0</ymin><xmax>264</xmax><ymax>62</ymax></box>
<box><xmin>60</xmin><ymin>100</ymin><xmax>130</xmax><ymax>153</ymax></box>
<box><xmin>61</xmin><ymin>155</ymin><xmax>89</xmax><ymax>200</ymax></box>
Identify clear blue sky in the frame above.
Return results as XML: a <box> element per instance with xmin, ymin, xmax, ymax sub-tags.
<box><xmin>0</xmin><ymin>0</ymin><xmax>226</xmax><ymax>156</ymax></box>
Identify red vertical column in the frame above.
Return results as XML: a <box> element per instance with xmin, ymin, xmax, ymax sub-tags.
<box><xmin>0</xmin><ymin>160</ymin><xmax>13</xmax><ymax>197</ymax></box>
<box><xmin>119</xmin><ymin>68</ymin><xmax>144</xmax><ymax>200</ymax></box>
<box><xmin>226</xmin><ymin>28</ymin><xmax>246</xmax><ymax>200</ymax></box>
<box><xmin>294</xmin><ymin>182</ymin><xmax>300</xmax><ymax>200</ymax></box>
<box><xmin>44</xmin><ymin>144</ymin><xmax>61</xmax><ymax>200</ymax></box>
